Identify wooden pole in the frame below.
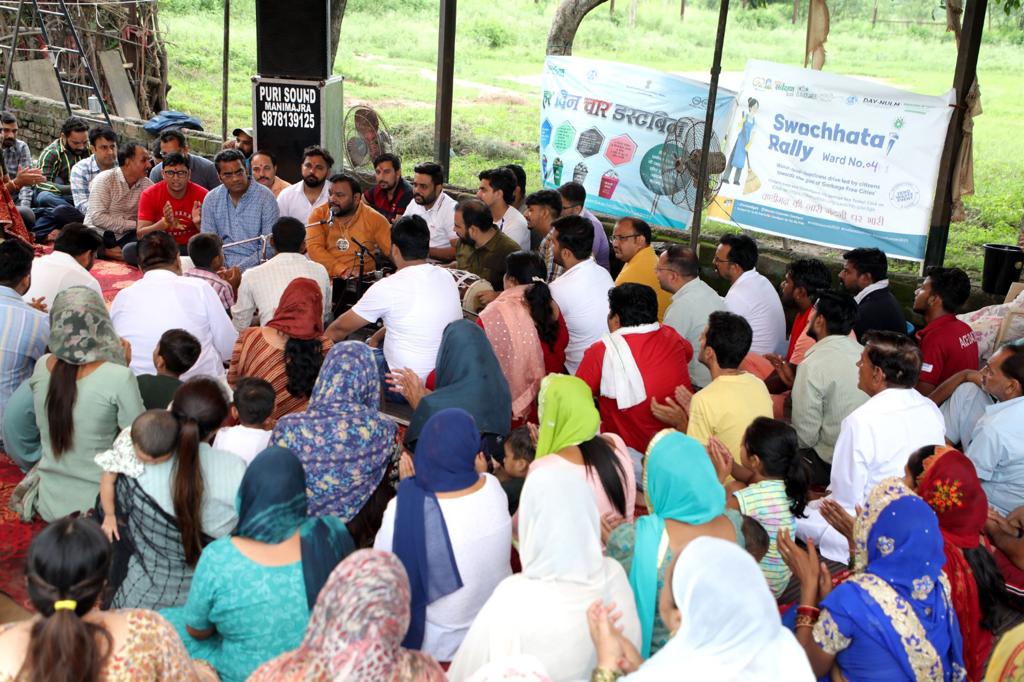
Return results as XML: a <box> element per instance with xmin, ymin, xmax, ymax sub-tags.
<box><xmin>689</xmin><ymin>0</ymin><xmax>729</xmax><ymax>251</ymax></box>
<box><xmin>923</xmin><ymin>0</ymin><xmax>986</xmax><ymax>270</ymax></box>
<box><xmin>434</xmin><ymin>0</ymin><xmax>456</xmax><ymax>182</ymax></box>
<box><xmin>792</xmin><ymin>0</ymin><xmax>798</xmax><ymax>24</ymax></box>
<box><xmin>221</xmin><ymin>0</ymin><xmax>229</xmax><ymax>140</ymax></box>
<box><xmin>680</xmin><ymin>0</ymin><xmax>685</xmax><ymax>21</ymax></box>
<box><xmin>871</xmin><ymin>0</ymin><xmax>878</xmax><ymax>28</ymax></box>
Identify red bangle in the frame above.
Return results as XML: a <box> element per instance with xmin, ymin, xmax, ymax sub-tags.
<box><xmin>796</xmin><ymin>605</ymin><xmax>820</xmax><ymax>617</ymax></box>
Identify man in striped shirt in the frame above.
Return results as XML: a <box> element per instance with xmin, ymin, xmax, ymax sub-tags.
<box><xmin>0</xmin><ymin>239</ymin><xmax>49</xmax><ymax>429</ymax></box>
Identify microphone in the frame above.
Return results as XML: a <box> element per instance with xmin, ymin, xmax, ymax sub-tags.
<box><xmin>350</xmin><ymin>236</ymin><xmax>382</xmax><ymax>269</ymax></box>
<box><xmin>307</xmin><ymin>206</ymin><xmax>340</xmax><ymax>227</ymax></box>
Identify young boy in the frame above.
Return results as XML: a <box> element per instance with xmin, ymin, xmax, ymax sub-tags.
<box><xmin>742</xmin><ymin>514</ymin><xmax>770</xmax><ymax>564</ymax></box>
<box><xmin>212</xmin><ymin>377</ymin><xmax>275</xmax><ymax>465</ymax></box>
<box><xmin>97</xmin><ymin>409</ymin><xmax>180</xmax><ymax>542</ymax></box>
<box><xmin>185</xmin><ymin>232</ymin><xmax>239</xmax><ymax>311</ymax></box>
<box><xmin>136</xmin><ymin>328</ymin><xmax>200</xmax><ymax>409</ymax></box>
<box><xmin>497</xmin><ymin>425</ymin><xmax>535</xmax><ymax>515</ymax></box>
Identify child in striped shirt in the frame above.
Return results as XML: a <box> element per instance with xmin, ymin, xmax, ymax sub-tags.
<box><xmin>723</xmin><ymin>417</ymin><xmax>810</xmax><ymax>598</ymax></box>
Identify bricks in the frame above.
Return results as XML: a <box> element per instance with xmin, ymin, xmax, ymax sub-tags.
<box><xmin>5</xmin><ymin>88</ymin><xmax>225</xmax><ymax>161</ymax></box>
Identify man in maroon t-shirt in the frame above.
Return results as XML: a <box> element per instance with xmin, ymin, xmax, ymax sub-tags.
<box><xmin>913</xmin><ymin>266</ymin><xmax>979</xmax><ymax>396</ymax></box>
<box><xmin>136</xmin><ymin>151</ymin><xmax>208</xmax><ymax>251</ymax></box>
<box><xmin>576</xmin><ymin>283</ymin><xmax>693</xmax><ymax>461</ymax></box>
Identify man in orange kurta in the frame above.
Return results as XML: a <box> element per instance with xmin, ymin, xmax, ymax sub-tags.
<box><xmin>306</xmin><ymin>173</ymin><xmax>391</xmax><ymax>278</ymax></box>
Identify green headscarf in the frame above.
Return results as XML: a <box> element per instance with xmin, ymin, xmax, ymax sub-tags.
<box><xmin>534</xmin><ymin>374</ymin><xmax>600</xmax><ymax>459</ymax></box>
<box><xmin>48</xmin><ymin>286</ymin><xmax>126</xmax><ymax>366</ymax></box>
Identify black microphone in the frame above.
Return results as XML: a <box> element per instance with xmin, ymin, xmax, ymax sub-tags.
<box><xmin>307</xmin><ymin>206</ymin><xmax>340</xmax><ymax>227</ymax></box>
<box><xmin>350</xmin><ymin>236</ymin><xmax>382</xmax><ymax>269</ymax></box>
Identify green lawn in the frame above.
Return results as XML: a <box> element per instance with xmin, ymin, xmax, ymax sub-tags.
<box><xmin>158</xmin><ymin>0</ymin><xmax>1024</xmax><ymax>272</ymax></box>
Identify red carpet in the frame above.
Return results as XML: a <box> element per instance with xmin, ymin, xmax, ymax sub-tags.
<box><xmin>89</xmin><ymin>258</ymin><xmax>142</xmax><ymax>303</ymax></box>
<box><xmin>0</xmin><ymin>454</ymin><xmax>46</xmax><ymax>610</ymax></box>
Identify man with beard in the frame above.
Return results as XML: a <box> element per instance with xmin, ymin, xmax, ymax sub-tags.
<box><xmin>130</xmin><ymin>152</ymin><xmax>209</xmax><ymax>263</ymax></box>
<box><xmin>200</xmin><ymin>149</ymin><xmax>279</xmax><ymax>269</ymax></box>
<box><xmin>403</xmin><ymin>162</ymin><xmax>457</xmax><ymax>262</ymax></box>
<box><xmin>365</xmin><ymin>153</ymin><xmax>413</xmax><ymax>223</ymax></box>
<box><xmin>0</xmin><ymin>112</ymin><xmax>39</xmax><ymax>210</ymax></box>
<box><xmin>250</xmin><ymin>149</ymin><xmax>290</xmax><ymax>197</ymax></box>
<box><xmin>148</xmin><ymin>128</ymin><xmax>221</xmax><ymax>190</ymax></box>
<box><xmin>477</xmin><ymin>167</ymin><xmax>529</xmax><ymax>251</ymax></box>
<box><xmin>276</xmin><ymin>145</ymin><xmax>333</xmax><ymax>224</ymax></box>
<box><xmin>452</xmin><ymin>197</ymin><xmax>519</xmax><ymax>291</ymax></box>
<box><xmin>306</xmin><ymin>172</ymin><xmax>391</xmax><ymax>279</ymax></box>
<box><xmin>912</xmin><ymin>266</ymin><xmax>978</xmax><ymax>396</ymax></box>
<box><xmin>790</xmin><ymin>291</ymin><xmax>868</xmax><ymax>486</ymax></box>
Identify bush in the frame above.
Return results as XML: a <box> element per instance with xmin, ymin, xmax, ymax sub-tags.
<box><xmin>469</xmin><ymin>19</ymin><xmax>514</xmax><ymax>49</ymax></box>
<box><xmin>732</xmin><ymin>7</ymin><xmax>783</xmax><ymax>30</ymax></box>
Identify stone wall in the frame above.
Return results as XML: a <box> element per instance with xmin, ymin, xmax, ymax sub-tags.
<box><xmin>4</xmin><ymin>88</ymin><xmax>225</xmax><ymax>159</ymax></box>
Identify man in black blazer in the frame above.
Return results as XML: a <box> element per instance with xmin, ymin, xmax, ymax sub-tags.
<box><xmin>838</xmin><ymin>247</ymin><xmax>907</xmax><ymax>341</ymax></box>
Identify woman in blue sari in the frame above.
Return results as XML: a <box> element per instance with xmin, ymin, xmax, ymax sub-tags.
<box><xmin>778</xmin><ymin>477</ymin><xmax>965</xmax><ymax>681</ymax></box>
<box><xmin>163</xmin><ymin>447</ymin><xmax>355</xmax><ymax>682</ymax></box>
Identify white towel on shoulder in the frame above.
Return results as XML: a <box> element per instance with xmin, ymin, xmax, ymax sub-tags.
<box><xmin>599</xmin><ymin>322</ymin><xmax>661</xmax><ymax>410</ymax></box>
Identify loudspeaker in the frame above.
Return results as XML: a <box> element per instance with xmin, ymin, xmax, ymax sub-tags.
<box><xmin>256</xmin><ymin>0</ymin><xmax>331</xmax><ymax>80</ymax></box>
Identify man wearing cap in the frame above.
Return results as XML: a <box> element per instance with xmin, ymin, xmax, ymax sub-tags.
<box><xmin>225</xmin><ymin>127</ymin><xmax>254</xmax><ymax>165</ymax></box>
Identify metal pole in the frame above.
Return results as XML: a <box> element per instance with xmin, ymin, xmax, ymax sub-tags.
<box><xmin>922</xmin><ymin>0</ymin><xmax>986</xmax><ymax>270</ymax></box>
<box><xmin>221</xmin><ymin>0</ymin><xmax>229</xmax><ymax>141</ymax></box>
<box><xmin>689</xmin><ymin>0</ymin><xmax>730</xmax><ymax>251</ymax></box>
<box><xmin>433</xmin><ymin>0</ymin><xmax>456</xmax><ymax>182</ymax></box>
<box><xmin>57</xmin><ymin>0</ymin><xmax>111</xmax><ymax>126</ymax></box>
<box><xmin>1</xmin><ymin>0</ymin><xmax>25</xmax><ymax>112</ymax></box>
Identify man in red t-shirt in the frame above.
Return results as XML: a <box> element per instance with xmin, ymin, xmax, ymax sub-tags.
<box><xmin>913</xmin><ymin>266</ymin><xmax>979</xmax><ymax>396</ymax></box>
<box><xmin>136</xmin><ymin>151</ymin><xmax>208</xmax><ymax>251</ymax></box>
<box><xmin>576</xmin><ymin>283</ymin><xmax>693</xmax><ymax>460</ymax></box>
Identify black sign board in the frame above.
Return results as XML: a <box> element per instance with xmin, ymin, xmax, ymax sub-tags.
<box><xmin>253</xmin><ymin>79</ymin><xmax>323</xmax><ymax>183</ymax></box>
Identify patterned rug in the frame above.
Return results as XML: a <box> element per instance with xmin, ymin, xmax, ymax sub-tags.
<box><xmin>0</xmin><ymin>454</ymin><xmax>45</xmax><ymax>610</ymax></box>
<box><xmin>91</xmin><ymin>258</ymin><xmax>142</xmax><ymax>303</ymax></box>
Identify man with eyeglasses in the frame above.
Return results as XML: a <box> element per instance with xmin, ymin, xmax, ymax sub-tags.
<box><xmin>148</xmin><ymin>128</ymin><xmax>221</xmax><ymax>191</ymax></box>
<box><xmin>128</xmin><ymin>152</ymin><xmax>209</xmax><ymax>265</ymax></box>
<box><xmin>276</xmin><ymin>145</ymin><xmax>333</xmax><ymax>224</ymax></box>
<box><xmin>713</xmin><ymin>233</ymin><xmax>786</xmax><ymax>355</ymax></box>
<box><xmin>557</xmin><ymin>181</ymin><xmax>610</xmax><ymax>270</ymax></box>
<box><xmin>200</xmin><ymin>149</ymin><xmax>280</xmax><ymax>270</ymax></box>
<box><xmin>610</xmin><ymin>217</ymin><xmax>671</xmax><ymax>321</ymax></box>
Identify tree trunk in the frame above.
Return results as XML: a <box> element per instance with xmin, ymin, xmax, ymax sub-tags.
<box><xmin>329</xmin><ymin>0</ymin><xmax>348</xmax><ymax>73</ymax></box>
<box><xmin>629</xmin><ymin>0</ymin><xmax>638</xmax><ymax>25</ymax></box>
<box><xmin>680</xmin><ymin>0</ymin><xmax>685</xmax><ymax>20</ymax></box>
<box><xmin>547</xmin><ymin>0</ymin><xmax>610</xmax><ymax>55</ymax></box>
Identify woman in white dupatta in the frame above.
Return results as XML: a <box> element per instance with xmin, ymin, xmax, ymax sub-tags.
<box><xmin>448</xmin><ymin>467</ymin><xmax>640</xmax><ymax>681</ymax></box>
<box><xmin>588</xmin><ymin>536</ymin><xmax>814</xmax><ymax>681</ymax></box>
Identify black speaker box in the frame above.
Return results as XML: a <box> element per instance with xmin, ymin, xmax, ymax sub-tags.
<box><xmin>255</xmin><ymin>0</ymin><xmax>331</xmax><ymax>80</ymax></box>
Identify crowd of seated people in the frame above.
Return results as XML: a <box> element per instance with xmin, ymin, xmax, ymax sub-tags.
<box><xmin>2</xmin><ymin>115</ymin><xmax>1024</xmax><ymax>682</ymax></box>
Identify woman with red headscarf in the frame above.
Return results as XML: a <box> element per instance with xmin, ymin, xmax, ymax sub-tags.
<box><xmin>907</xmin><ymin>445</ymin><xmax>1017</xmax><ymax>681</ymax></box>
<box><xmin>228</xmin><ymin>278</ymin><xmax>332</xmax><ymax>426</ymax></box>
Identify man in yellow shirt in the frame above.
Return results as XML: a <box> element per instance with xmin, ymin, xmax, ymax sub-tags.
<box><xmin>306</xmin><ymin>173</ymin><xmax>392</xmax><ymax>279</ymax></box>
<box><xmin>611</xmin><ymin>217</ymin><xmax>671</xmax><ymax>320</ymax></box>
<box><xmin>652</xmin><ymin>310</ymin><xmax>772</xmax><ymax>479</ymax></box>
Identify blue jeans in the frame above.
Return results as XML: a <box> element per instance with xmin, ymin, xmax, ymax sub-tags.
<box><xmin>30</xmin><ymin>191</ymin><xmax>82</xmax><ymax>238</ymax></box>
<box><xmin>371</xmin><ymin>346</ymin><xmax>407</xmax><ymax>405</ymax></box>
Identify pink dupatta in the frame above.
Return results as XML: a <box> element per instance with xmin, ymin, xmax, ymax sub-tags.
<box><xmin>479</xmin><ymin>285</ymin><xmax>546</xmax><ymax>421</ymax></box>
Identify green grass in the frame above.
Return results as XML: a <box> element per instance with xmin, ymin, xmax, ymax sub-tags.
<box><xmin>158</xmin><ymin>0</ymin><xmax>1024</xmax><ymax>272</ymax></box>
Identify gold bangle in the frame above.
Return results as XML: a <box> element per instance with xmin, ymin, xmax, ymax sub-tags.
<box><xmin>590</xmin><ymin>667</ymin><xmax>622</xmax><ymax>682</ymax></box>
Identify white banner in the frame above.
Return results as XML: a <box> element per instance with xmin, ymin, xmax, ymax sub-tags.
<box><xmin>709</xmin><ymin>60</ymin><xmax>954</xmax><ymax>261</ymax></box>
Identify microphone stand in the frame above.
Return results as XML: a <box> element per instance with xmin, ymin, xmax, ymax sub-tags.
<box><xmin>350</xmin><ymin>236</ymin><xmax>381</xmax><ymax>298</ymax></box>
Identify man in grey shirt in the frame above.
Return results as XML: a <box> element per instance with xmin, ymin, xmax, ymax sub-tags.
<box><xmin>149</xmin><ymin>128</ymin><xmax>220</xmax><ymax>190</ymax></box>
<box><xmin>656</xmin><ymin>244</ymin><xmax>727</xmax><ymax>389</ymax></box>
<box><xmin>1</xmin><ymin>111</ymin><xmax>34</xmax><ymax>208</ymax></box>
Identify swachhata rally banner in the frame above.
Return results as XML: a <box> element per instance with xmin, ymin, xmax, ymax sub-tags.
<box><xmin>710</xmin><ymin>59</ymin><xmax>954</xmax><ymax>261</ymax></box>
<box><xmin>540</xmin><ymin>56</ymin><xmax>735</xmax><ymax>231</ymax></box>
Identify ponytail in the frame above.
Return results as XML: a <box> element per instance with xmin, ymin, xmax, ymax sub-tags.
<box><xmin>578</xmin><ymin>435</ymin><xmax>628</xmax><ymax>517</ymax></box>
<box><xmin>21</xmin><ymin>518</ymin><xmax>112</xmax><ymax>682</ymax></box>
<box><xmin>172</xmin><ymin>415</ymin><xmax>205</xmax><ymax>566</ymax></box>
<box><xmin>170</xmin><ymin>378</ymin><xmax>230</xmax><ymax>566</ymax></box>
<box><xmin>963</xmin><ymin>545</ymin><xmax>1024</xmax><ymax>631</ymax></box>
<box><xmin>45</xmin><ymin>359</ymin><xmax>80</xmax><ymax>457</ymax></box>
<box><xmin>524</xmin><ymin>282</ymin><xmax>559</xmax><ymax>350</ymax></box>
<box><xmin>743</xmin><ymin>417</ymin><xmax>808</xmax><ymax>518</ymax></box>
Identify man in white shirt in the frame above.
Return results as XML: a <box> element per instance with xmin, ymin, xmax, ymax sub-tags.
<box><xmin>796</xmin><ymin>330</ymin><xmax>945</xmax><ymax>562</ymax></box>
<box><xmin>230</xmin><ymin>217</ymin><xmax>331</xmax><ymax>331</ymax></box>
<box><xmin>477</xmin><ymin>167</ymin><xmax>529</xmax><ymax>251</ymax></box>
<box><xmin>111</xmin><ymin>231</ymin><xmax>237</xmax><ymax>378</ymax></box>
<box><xmin>549</xmin><ymin>215</ymin><xmax>614</xmax><ymax>373</ymax></box>
<box><xmin>656</xmin><ymin>244</ymin><xmax>727</xmax><ymax>388</ymax></box>
<box><xmin>23</xmin><ymin>223</ymin><xmax>102</xmax><ymax>309</ymax></box>
<box><xmin>403</xmin><ymin>161</ymin><xmax>457</xmax><ymax>262</ymax></box>
<box><xmin>326</xmin><ymin>214</ymin><xmax>462</xmax><ymax>385</ymax></box>
<box><xmin>713</xmin><ymin>233</ymin><xmax>785</xmax><ymax>355</ymax></box>
<box><xmin>275</xmin><ymin>146</ymin><xmax>333</xmax><ymax>224</ymax></box>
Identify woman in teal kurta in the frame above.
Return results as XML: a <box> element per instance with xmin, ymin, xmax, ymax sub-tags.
<box><xmin>163</xmin><ymin>447</ymin><xmax>354</xmax><ymax>682</ymax></box>
<box><xmin>28</xmin><ymin>286</ymin><xmax>144</xmax><ymax>521</ymax></box>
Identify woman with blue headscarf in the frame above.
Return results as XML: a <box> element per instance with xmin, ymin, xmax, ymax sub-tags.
<box><xmin>606</xmin><ymin>428</ymin><xmax>743</xmax><ymax>658</ymax></box>
<box><xmin>374</xmin><ymin>408</ymin><xmax>512</xmax><ymax>663</ymax></box>
<box><xmin>162</xmin><ymin>447</ymin><xmax>354</xmax><ymax>682</ymax></box>
<box><xmin>778</xmin><ymin>477</ymin><xmax>965</xmax><ymax>681</ymax></box>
